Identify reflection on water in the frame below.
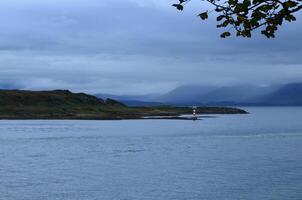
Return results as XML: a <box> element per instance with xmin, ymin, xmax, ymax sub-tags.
<box><xmin>0</xmin><ymin>107</ymin><xmax>302</xmax><ymax>200</ymax></box>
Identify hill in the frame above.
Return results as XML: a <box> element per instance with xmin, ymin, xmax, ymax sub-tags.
<box><xmin>0</xmin><ymin>90</ymin><xmax>247</xmax><ymax>119</ymax></box>
<box><xmin>157</xmin><ymin>85</ymin><xmax>275</xmax><ymax>105</ymax></box>
<box><xmin>0</xmin><ymin>90</ymin><xmax>104</xmax><ymax>107</ymax></box>
<box><xmin>0</xmin><ymin>90</ymin><xmax>130</xmax><ymax>119</ymax></box>
<box><xmin>255</xmin><ymin>83</ymin><xmax>302</xmax><ymax>106</ymax></box>
<box><xmin>100</xmin><ymin>82</ymin><xmax>302</xmax><ymax>106</ymax></box>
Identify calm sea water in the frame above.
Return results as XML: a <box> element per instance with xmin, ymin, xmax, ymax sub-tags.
<box><xmin>0</xmin><ymin>107</ymin><xmax>302</xmax><ymax>200</ymax></box>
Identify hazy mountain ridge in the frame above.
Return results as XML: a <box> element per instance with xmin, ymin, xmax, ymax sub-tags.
<box><xmin>158</xmin><ymin>85</ymin><xmax>276</xmax><ymax>104</ymax></box>
<box><xmin>96</xmin><ymin>83</ymin><xmax>302</xmax><ymax>106</ymax></box>
<box><xmin>254</xmin><ymin>83</ymin><xmax>302</xmax><ymax>105</ymax></box>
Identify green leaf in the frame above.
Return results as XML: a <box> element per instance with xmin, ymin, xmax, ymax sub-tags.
<box><xmin>243</xmin><ymin>0</ymin><xmax>251</xmax><ymax>7</ymax></box>
<box><xmin>172</xmin><ymin>4</ymin><xmax>184</xmax><ymax>11</ymax></box>
<box><xmin>222</xmin><ymin>20</ymin><xmax>230</xmax><ymax>27</ymax></box>
<box><xmin>261</xmin><ymin>30</ymin><xmax>274</xmax><ymax>38</ymax></box>
<box><xmin>198</xmin><ymin>12</ymin><xmax>208</xmax><ymax>20</ymax></box>
<box><xmin>253</xmin><ymin>0</ymin><xmax>265</xmax><ymax>4</ymax></box>
<box><xmin>258</xmin><ymin>5</ymin><xmax>273</xmax><ymax>12</ymax></box>
<box><xmin>285</xmin><ymin>14</ymin><xmax>296</xmax><ymax>22</ymax></box>
<box><xmin>235</xmin><ymin>3</ymin><xmax>249</xmax><ymax>13</ymax></box>
<box><xmin>215</xmin><ymin>7</ymin><xmax>224</xmax><ymax>12</ymax></box>
<box><xmin>284</xmin><ymin>1</ymin><xmax>298</xmax><ymax>8</ymax></box>
<box><xmin>217</xmin><ymin>15</ymin><xmax>225</xmax><ymax>21</ymax></box>
<box><xmin>250</xmin><ymin>18</ymin><xmax>260</xmax><ymax>27</ymax></box>
<box><xmin>220</xmin><ymin>31</ymin><xmax>231</xmax><ymax>38</ymax></box>
<box><xmin>234</xmin><ymin>3</ymin><xmax>244</xmax><ymax>12</ymax></box>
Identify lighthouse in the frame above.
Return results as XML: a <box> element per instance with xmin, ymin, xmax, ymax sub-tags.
<box><xmin>192</xmin><ymin>106</ymin><xmax>197</xmax><ymax>120</ymax></box>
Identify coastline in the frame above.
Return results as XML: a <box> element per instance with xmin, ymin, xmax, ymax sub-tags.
<box><xmin>0</xmin><ymin>110</ymin><xmax>245</xmax><ymax>121</ymax></box>
<box><xmin>0</xmin><ymin>90</ymin><xmax>248</xmax><ymax>120</ymax></box>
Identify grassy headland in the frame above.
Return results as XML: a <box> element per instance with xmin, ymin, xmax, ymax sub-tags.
<box><xmin>0</xmin><ymin>90</ymin><xmax>248</xmax><ymax>120</ymax></box>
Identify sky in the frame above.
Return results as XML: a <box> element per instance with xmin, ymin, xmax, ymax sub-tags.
<box><xmin>0</xmin><ymin>0</ymin><xmax>301</xmax><ymax>95</ymax></box>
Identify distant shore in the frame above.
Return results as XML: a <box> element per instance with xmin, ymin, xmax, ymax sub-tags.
<box><xmin>0</xmin><ymin>89</ymin><xmax>248</xmax><ymax>120</ymax></box>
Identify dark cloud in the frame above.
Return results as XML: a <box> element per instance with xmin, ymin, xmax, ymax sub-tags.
<box><xmin>0</xmin><ymin>0</ymin><xmax>301</xmax><ymax>94</ymax></box>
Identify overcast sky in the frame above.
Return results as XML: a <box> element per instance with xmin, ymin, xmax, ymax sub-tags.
<box><xmin>0</xmin><ymin>0</ymin><xmax>301</xmax><ymax>95</ymax></box>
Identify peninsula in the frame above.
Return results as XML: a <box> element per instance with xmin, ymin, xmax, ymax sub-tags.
<box><xmin>0</xmin><ymin>90</ymin><xmax>248</xmax><ymax>120</ymax></box>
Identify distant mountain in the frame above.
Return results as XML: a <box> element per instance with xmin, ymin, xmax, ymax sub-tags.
<box><xmin>202</xmin><ymin>85</ymin><xmax>274</xmax><ymax>103</ymax></box>
<box><xmin>120</xmin><ymin>100</ymin><xmax>165</xmax><ymax>107</ymax></box>
<box><xmin>95</xmin><ymin>93</ymin><xmax>159</xmax><ymax>102</ymax></box>
<box><xmin>157</xmin><ymin>85</ymin><xmax>216</xmax><ymax>104</ymax></box>
<box><xmin>157</xmin><ymin>84</ymin><xmax>275</xmax><ymax>105</ymax></box>
<box><xmin>255</xmin><ymin>83</ymin><xmax>302</xmax><ymax>105</ymax></box>
<box><xmin>94</xmin><ymin>82</ymin><xmax>302</xmax><ymax>106</ymax></box>
<box><xmin>94</xmin><ymin>93</ymin><xmax>163</xmax><ymax>107</ymax></box>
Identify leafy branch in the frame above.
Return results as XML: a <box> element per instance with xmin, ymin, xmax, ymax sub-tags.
<box><xmin>173</xmin><ymin>0</ymin><xmax>302</xmax><ymax>38</ymax></box>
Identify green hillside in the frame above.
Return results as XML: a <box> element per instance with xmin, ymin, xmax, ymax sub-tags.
<box><xmin>0</xmin><ymin>90</ymin><xmax>247</xmax><ymax>120</ymax></box>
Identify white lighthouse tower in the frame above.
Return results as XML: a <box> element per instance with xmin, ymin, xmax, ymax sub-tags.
<box><xmin>192</xmin><ymin>106</ymin><xmax>197</xmax><ymax>120</ymax></box>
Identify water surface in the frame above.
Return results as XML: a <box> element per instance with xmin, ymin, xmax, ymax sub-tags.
<box><xmin>1</xmin><ymin>107</ymin><xmax>302</xmax><ymax>200</ymax></box>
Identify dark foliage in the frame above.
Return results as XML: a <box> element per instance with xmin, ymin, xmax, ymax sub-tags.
<box><xmin>173</xmin><ymin>0</ymin><xmax>301</xmax><ymax>38</ymax></box>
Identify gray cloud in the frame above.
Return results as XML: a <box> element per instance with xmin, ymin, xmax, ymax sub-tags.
<box><xmin>0</xmin><ymin>0</ymin><xmax>301</xmax><ymax>95</ymax></box>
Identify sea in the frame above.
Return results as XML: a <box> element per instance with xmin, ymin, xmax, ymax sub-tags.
<box><xmin>0</xmin><ymin>107</ymin><xmax>302</xmax><ymax>200</ymax></box>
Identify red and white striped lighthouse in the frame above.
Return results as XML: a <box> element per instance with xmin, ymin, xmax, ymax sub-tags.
<box><xmin>192</xmin><ymin>106</ymin><xmax>197</xmax><ymax>118</ymax></box>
